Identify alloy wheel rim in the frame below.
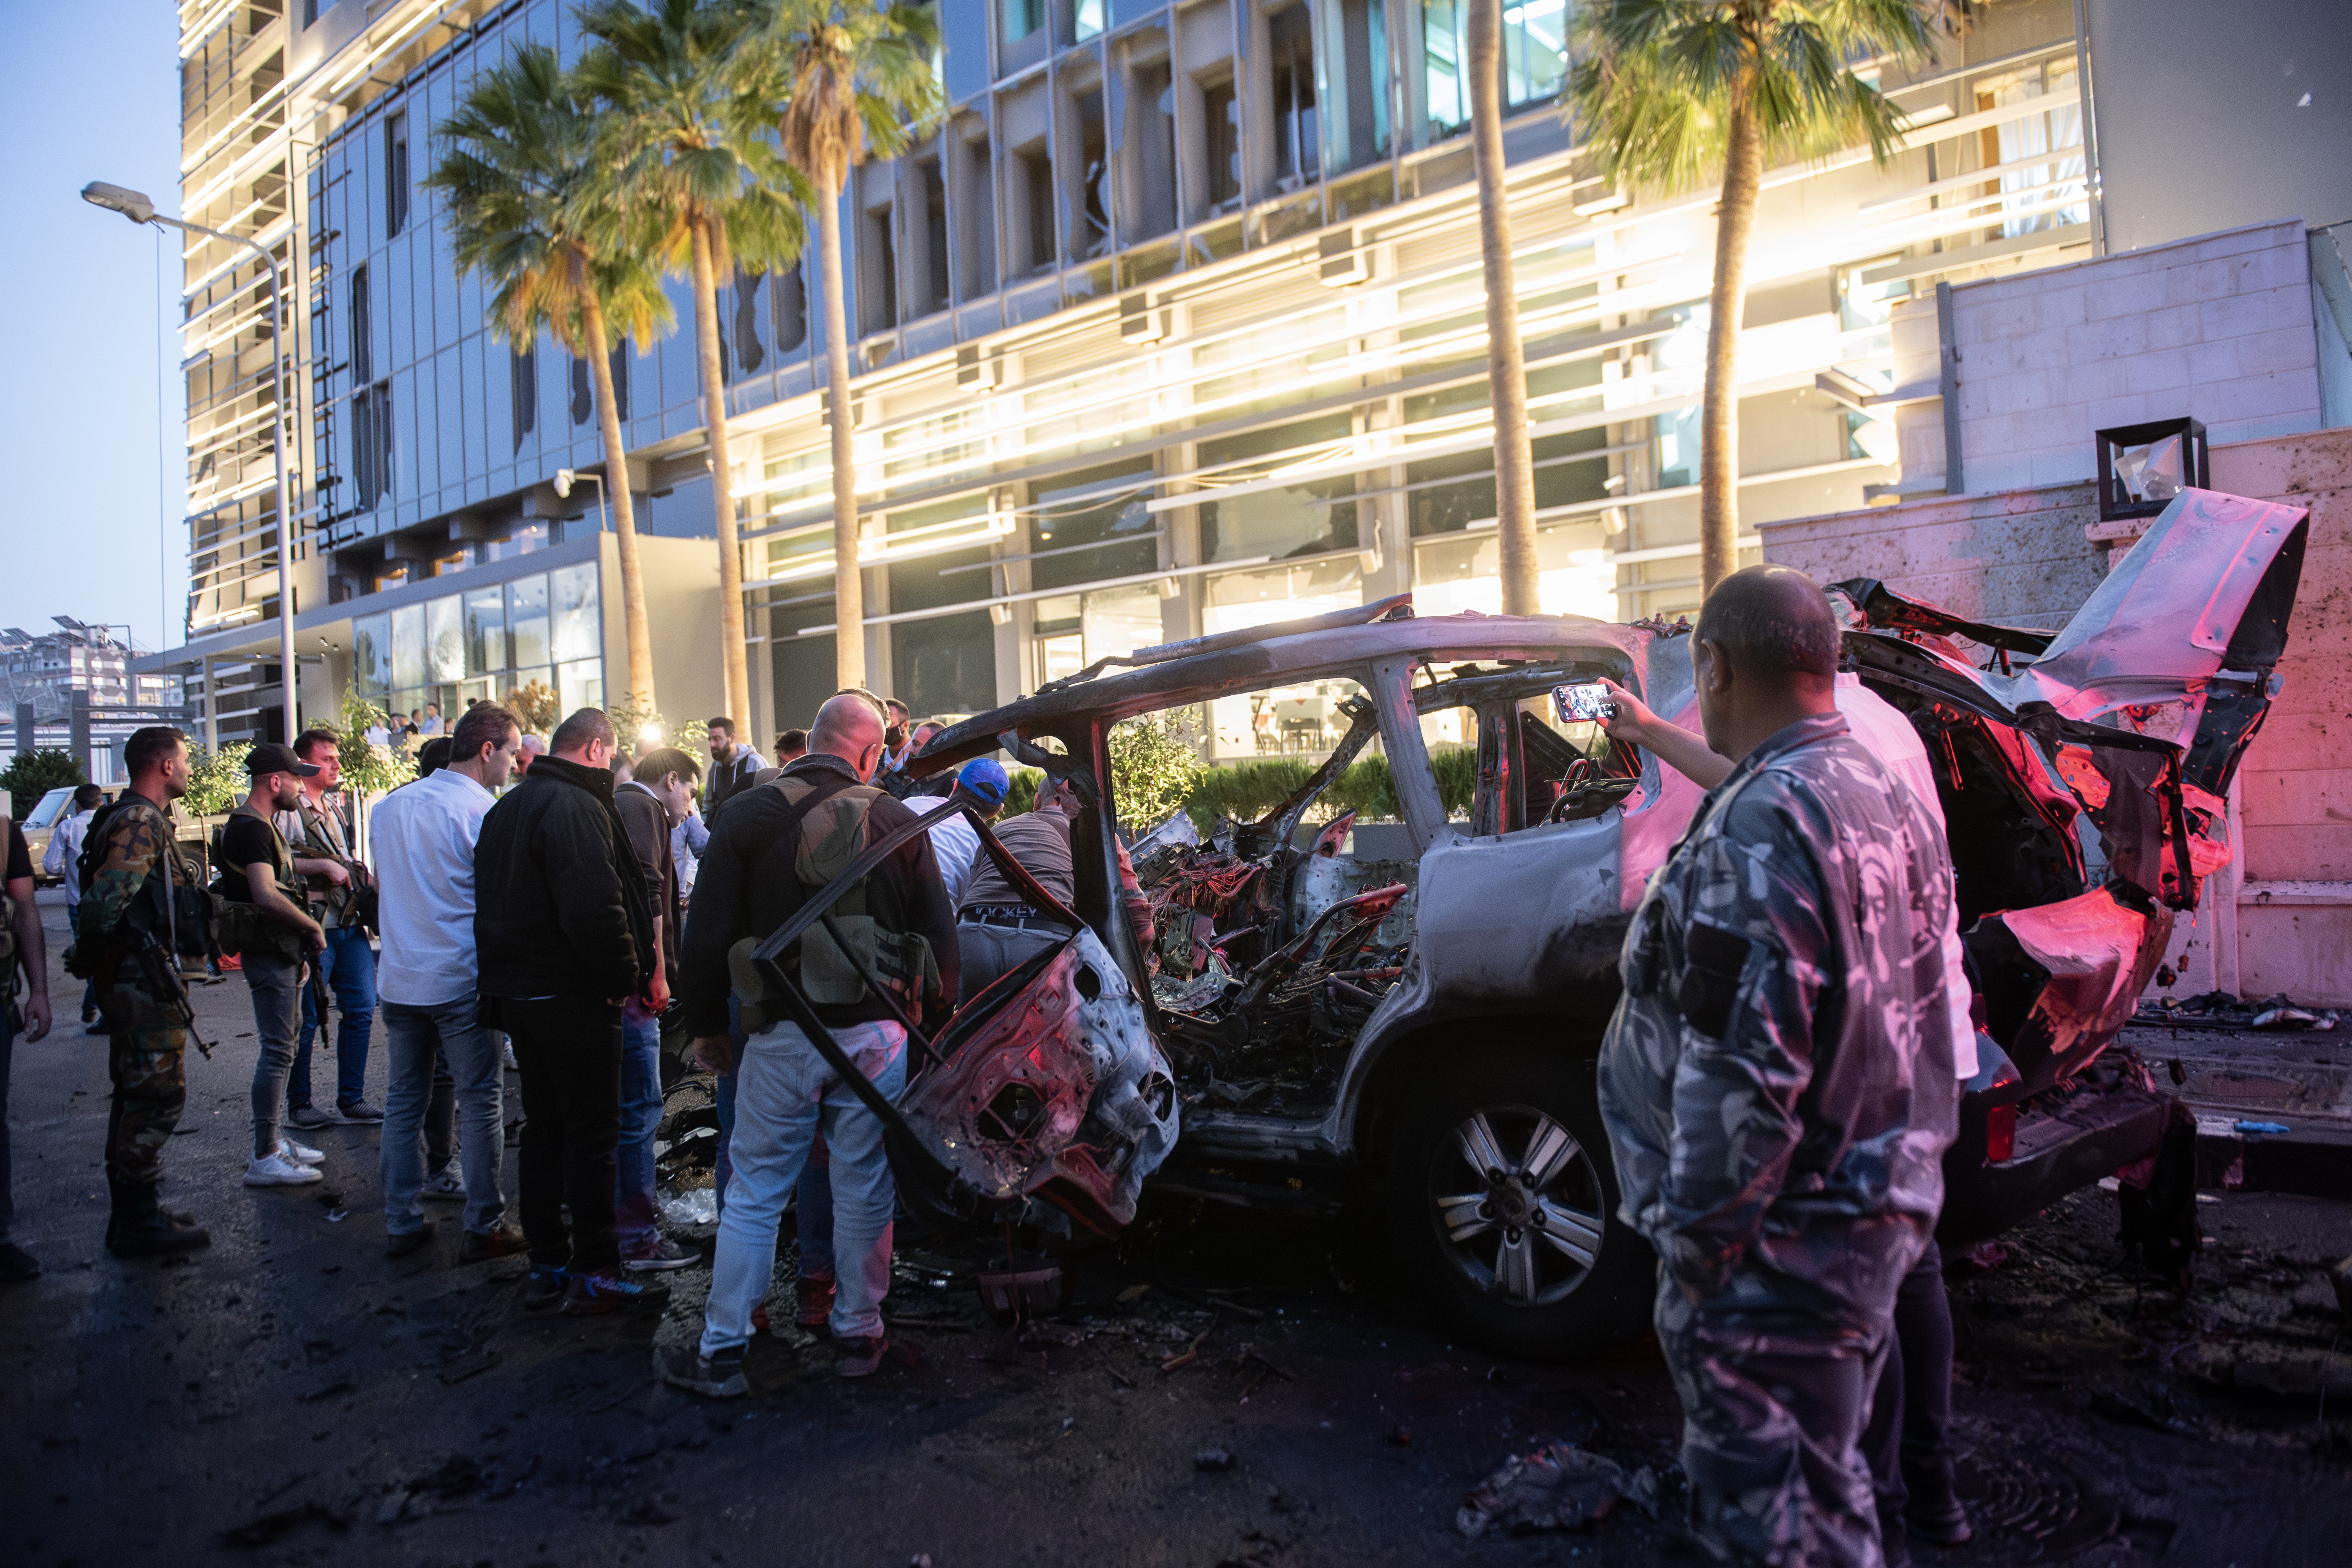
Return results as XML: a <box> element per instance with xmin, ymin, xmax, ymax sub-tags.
<box><xmin>1429</xmin><ymin>1103</ymin><xmax>1607</xmax><ymax>1307</ymax></box>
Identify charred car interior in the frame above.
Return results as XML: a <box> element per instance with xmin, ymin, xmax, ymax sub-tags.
<box><xmin>750</xmin><ymin>489</ymin><xmax>2309</xmax><ymax>1361</ymax></box>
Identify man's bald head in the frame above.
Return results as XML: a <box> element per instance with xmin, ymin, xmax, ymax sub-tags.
<box><xmin>1692</xmin><ymin>565</ymin><xmax>1842</xmax><ymax>762</ymax></box>
<box><xmin>809</xmin><ymin>691</ymin><xmax>887</xmax><ymax>781</ymax></box>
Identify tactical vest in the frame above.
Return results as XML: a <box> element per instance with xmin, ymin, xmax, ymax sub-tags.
<box><xmin>68</xmin><ymin>796</ymin><xmax>216</xmax><ymax>979</ymax></box>
<box><xmin>213</xmin><ymin>805</ymin><xmax>305</xmax><ymax>961</ymax></box>
<box><xmin>728</xmin><ymin>774</ymin><xmax>939</xmax><ymax>1028</ymax></box>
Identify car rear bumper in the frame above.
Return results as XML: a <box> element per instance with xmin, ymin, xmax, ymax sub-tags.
<box><xmin>1938</xmin><ymin>1079</ymin><xmax>2174</xmax><ymax>1246</ymax></box>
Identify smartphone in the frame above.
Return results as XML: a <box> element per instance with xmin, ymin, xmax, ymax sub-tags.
<box><xmin>1552</xmin><ymin>681</ymin><xmax>1614</xmax><ymax>724</ymax></box>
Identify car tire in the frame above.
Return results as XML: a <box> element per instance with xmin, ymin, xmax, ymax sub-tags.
<box><xmin>1383</xmin><ymin>1044</ymin><xmax>1655</xmax><ymax>1362</ymax></box>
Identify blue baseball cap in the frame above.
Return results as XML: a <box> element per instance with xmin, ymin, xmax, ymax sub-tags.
<box><xmin>957</xmin><ymin>757</ymin><xmax>1010</xmax><ymax>808</ymax></box>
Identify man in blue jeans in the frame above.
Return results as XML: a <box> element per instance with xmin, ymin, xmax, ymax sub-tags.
<box><xmin>278</xmin><ymin>730</ymin><xmax>381</xmax><ymax>1127</ymax></box>
<box><xmin>373</xmin><ymin>703</ymin><xmax>527</xmax><ymax>1261</ymax></box>
<box><xmin>216</xmin><ymin>746</ymin><xmax>331</xmax><ymax>1190</ymax></box>
<box><xmin>613</xmin><ymin>746</ymin><xmax>702</xmax><ymax>1273</ymax></box>
<box><xmin>663</xmin><ymin>693</ymin><xmax>957</xmax><ymax>1396</ymax></box>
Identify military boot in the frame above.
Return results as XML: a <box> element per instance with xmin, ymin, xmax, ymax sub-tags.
<box><xmin>105</xmin><ymin>1181</ymin><xmax>210</xmax><ymax>1258</ymax></box>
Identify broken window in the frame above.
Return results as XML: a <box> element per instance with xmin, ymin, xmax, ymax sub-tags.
<box><xmin>1201</xmin><ymin>78</ymin><xmax>1241</xmax><ymax>210</ymax></box>
<box><xmin>1120</xmin><ymin>52</ymin><xmax>1179</xmax><ymax>245</ymax></box>
<box><xmin>734</xmin><ymin>264</ymin><xmax>765</xmax><ymax>373</ymax></box>
<box><xmin>1018</xmin><ymin>144</ymin><xmax>1056</xmax><ymax>274</ymax></box>
<box><xmin>1071</xmin><ymin>87</ymin><xmax>1110</xmax><ymax>261</ymax></box>
<box><xmin>348</xmin><ymin>261</ymin><xmax>371</xmax><ymax>383</ymax></box>
<box><xmin>1422</xmin><ymin>0</ymin><xmax>1469</xmax><ymax>140</ymax></box>
<box><xmin>771</xmin><ymin>260</ymin><xmax>808</xmax><ymax>353</ymax></box>
<box><xmin>509</xmin><ymin>341</ymin><xmax>536</xmax><ymax>452</ymax></box>
<box><xmin>569</xmin><ymin>355</ymin><xmax>591</xmax><ymax>426</ymax></box>
<box><xmin>1503</xmin><ymin>0</ymin><xmax>1569</xmax><ymax>109</ymax></box>
<box><xmin>1269</xmin><ymin>5</ymin><xmax>1319</xmax><ymax>188</ymax></box>
<box><xmin>385</xmin><ymin>109</ymin><xmax>410</xmax><ymax>237</ymax></box>
<box><xmin>1327</xmin><ymin>0</ymin><xmax>1392</xmax><ymax>171</ymax></box>
<box><xmin>917</xmin><ymin>157</ymin><xmax>950</xmax><ymax>314</ymax></box>
<box><xmin>861</xmin><ymin>202</ymin><xmax>898</xmax><ymax>330</ymax></box>
<box><xmin>353</xmin><ymin>379</ymin><xmax>392</xmax><ymax>510</ymax></box>
<box><xmin>1198</xmin><ymin>414</ymin><xmax>1360</xmax><ymax>564</ymax></box>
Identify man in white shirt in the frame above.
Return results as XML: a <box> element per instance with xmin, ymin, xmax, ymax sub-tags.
<box><xmin>373</xmin><ymin>701</ymin><xmax>525</xmax><ymax>1262</ymax></box>
<box><xmin>42</xmin><ymin>784</ymin><xmax>104</xmax><ymax>1028</ymax></box>
<box><xmin>420</xmin><ymin>702</ymin><xmax>445</xmax><ymax>736</ymax></box>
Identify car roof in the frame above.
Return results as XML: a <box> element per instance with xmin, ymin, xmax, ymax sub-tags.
<box><xmin>920</xmin><ymin>611</ymin><xmax>1655</xmax><ymax>770</ymax></box>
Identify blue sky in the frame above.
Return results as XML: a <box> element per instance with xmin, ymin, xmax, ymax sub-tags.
<box><xmin>0</xmin><ymin>5</ymin><xmax>185</xmax><ymax>656</ymax></box>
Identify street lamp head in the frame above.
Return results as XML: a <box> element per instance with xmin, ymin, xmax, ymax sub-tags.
<box><xmin>554</xmin><ymin>468</ymin><xmax>576</xmax><ymax>499</ymax></box>
<box><xmin>82</xmin><ymin>182</ymin><xmax>156</xmax><ymax>224</ymax></box>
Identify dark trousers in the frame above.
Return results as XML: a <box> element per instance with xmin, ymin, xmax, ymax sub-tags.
<box><xmin>503</xmin><ymin>995</ymin><xmax>624</xmax><ymax>1274</ymax></box>
<box><xmin>1862</xmin><ymin>1238</ymin><xmax>1958</xmax><ymax>1538</ymax></box>
<box><xmin>0</xmin><ymin>1006</ymin><xmax>15</xmax><ymax>1242</ymax></box>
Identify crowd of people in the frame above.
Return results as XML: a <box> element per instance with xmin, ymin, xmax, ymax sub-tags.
<box><xmin>0</xmin><ymin>566</ymin><xmax>1977</xmax><ymax>1563</ymax></box>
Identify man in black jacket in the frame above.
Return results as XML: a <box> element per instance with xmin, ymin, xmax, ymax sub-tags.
<box><xmin>701</xmin><ymin>717</ymin><xmax>765</xmax><ymax>821</ymax></box>
<box><xmin>662</xmin><ymin>693</ymin><xmax>958</xmax><ymax>1396</ymax></box>
<box><xmin>474</xmin><ymin>707</ymin><xmax>666</xmax><ymax>1317</ymax></box>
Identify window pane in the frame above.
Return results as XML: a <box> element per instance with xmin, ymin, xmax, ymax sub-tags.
<box><xmin>557</xmin><ymin>658</ymin><xmax>604</xmax><ymax>716</ymax></box>
<box><xmin>464</xmin><ymin>586</ymin><xmax>506</xmax><ymax>672</ymax></box>
<box><xmin>390</xmin><ymin>602</ymin><xmax>425</xmax><ymax>691</ymax></box>
<box><xmin>550</xmin><ymin>563</ymin><xmax>601</xmax><ymax>663</ymax></box>
<box><xmin>1202</xmin><ymin>559</ymin><xmax>1365</xmax><ymax>762</ymax></box>
<box><xmin>426</xmin><ymin>595</ymin><xmax>466</xmax><ymax>683</ymax></box>
<box><xmin>508</xmin><ymin>574</ymin><xmax>551</xmax><ymax>669</ymax></box>
<box><xmin>1082</xmin><ymin>586</ymin><xmax>1162</xmax><ymax>666</ymax></box>
<box><xmin>351</xmin><ymin>613</ymin><xmax>390</xmax><ymax>695</ymax></box>
<box><xmin>892</xmin><ymin>610</ymin><xmax>996</xmax><ymax>717</ymax></box>
<box><xmin>1198</xmin><ymin>415</ymin><xmax>1359</xmax><ymax>562</ymax></box>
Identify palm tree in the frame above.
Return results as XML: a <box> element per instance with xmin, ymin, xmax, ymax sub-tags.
<box><xmin>577</xmin><ymin>0</ymin><xmax>809</xmax><ymax>727</ymax></box>
<box><xmin>427</xmin><ymin>44</ymin><xmax>673</xmax><ymax>710</ymax></box>
<box><xmin>756</xmin><ymin>0</ymin><xmax>942</xmax><ymax>691</ymax></box>
<box><xmin>1467</xmin><ymin>0</ymin><xmax>1540</xmax><ymax>616</ymax></box>
<box><xmin>1568</xmin><ymin>0</ymin><xmax>1943</xmax><ymax>597</ymax></box>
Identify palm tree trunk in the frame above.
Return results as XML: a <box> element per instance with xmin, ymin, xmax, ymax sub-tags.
<box><xmin>1468</xmin><ymin>0</ymin><xmax>1539</xmax><ymax>617</ymax></box>
<box><xmin>815</xmin><ymin>172</ymin><xmax>865</xmax><ymax>691</ymax></box>
<box><xmin>1699</xmin><ymin>84</ymin><xmax>1765</xmax><ymax>600</ymax></box>
<box><xmin>580</xmin><ymin>289</ymin><xmax>655</xmax><ymax>714</ymax></box>
<box><xmin>691</xmin><ymin>218</ymin><xmax>752</xmax><ymax>727</ymax></box>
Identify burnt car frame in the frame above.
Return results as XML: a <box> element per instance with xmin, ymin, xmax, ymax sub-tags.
<box><xmin>755</xmin><ymin>487</ymin><xmax>2307</xmax><ymax>1360</ymax></box>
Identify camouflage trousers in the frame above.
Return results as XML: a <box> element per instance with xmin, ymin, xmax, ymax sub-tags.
<box><xmin>98</xmin><ymin>980</ymin><xmax>188</xmax><ymax>1195</ymax></box>
<box><xmin>1656</xmin><ymin>1272</ymin><xmax>1892</xmax><ymax>1568</ymax></box>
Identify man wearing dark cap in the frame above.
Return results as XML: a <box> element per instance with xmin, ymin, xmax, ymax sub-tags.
<box><xmin>217</xmin><ymin>744</ymin><xmax>331</xmax><ymax>1190</ymax></box>
<box><xmin>1597</xmin><ymin>565</ymin><xmax>1960</xmax><ymax>1568</ymax></box>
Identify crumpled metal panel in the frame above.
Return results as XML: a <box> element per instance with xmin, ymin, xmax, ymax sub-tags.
<box><xmin>898</xmin><ymin>926</ymin><xmax>1177</xmax><ymax>1236</ymax></box>
<box><xmin>1975</xmin><ymin>885</ymin><xmax>2167</xmax><ymax>1087</ymax></box>
<box><xmin>1992</xmin><ymin>487</ymin><xmax>2309</xmax><ymax>722</ymax></box>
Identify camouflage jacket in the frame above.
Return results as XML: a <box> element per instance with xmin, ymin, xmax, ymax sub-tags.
<box><xmin>79</xmin><ymin>791</ymin><xmax>185</xmax><ymax>985</ymax></box>
<box><xmin>1597</xmin><ymin>711</ymin><xmax>1960</xmax><ymax>1328</ymax></box>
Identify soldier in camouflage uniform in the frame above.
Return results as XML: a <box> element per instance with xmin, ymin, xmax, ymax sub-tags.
<box><xmin>78</xmin><ymin>726</ymin><xmax>212</xmax><ymax>1256</ymax></box>
<box><xmin>1598</xmin><ymin>568</ymin><xmax>1960</xmax><ymax>1568</ymax></box>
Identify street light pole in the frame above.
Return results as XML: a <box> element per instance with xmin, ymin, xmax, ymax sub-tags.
<box><xmin>82</xmin><ymin>181</ymin><xmax>299</xmax><ymax>744</ymax></box>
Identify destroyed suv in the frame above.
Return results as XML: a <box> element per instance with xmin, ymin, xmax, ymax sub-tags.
<box><xmin>762</xmin><ymin>488</ymin><xmax>2305</xmax><ymax>1361</ymax></box>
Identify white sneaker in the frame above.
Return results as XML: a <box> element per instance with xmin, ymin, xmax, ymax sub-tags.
<box><xmin>503</xmin><ymin>1041</ymin><xmax>519</xmax><ymax>1072</ymax></box>
<box><xmin>245</xmin><ymin>1152</ymin><xmax>325</xmax><ymax>1187</ymax></box>
<box><xmin>419</xmin><ymin>1165</ymin><xmax>466</xmax><ymax>1202</ymax></box>
<box><xmin>278</xmin><ymin>1137</ymin><xmax>326</xmax><ymax>1167</ymax></box>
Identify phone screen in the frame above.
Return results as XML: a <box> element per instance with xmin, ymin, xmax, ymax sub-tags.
<box><xmin>1552</xmin><ymin>681</ymin><xmax>1612</xmax><ymax>724</ymax></box>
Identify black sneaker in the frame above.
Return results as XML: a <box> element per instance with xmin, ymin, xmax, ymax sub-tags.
<box><xmin>386</xmin><ymin>1219</ymin><xmax>436</xmax><ymax>1259</ymax></box>
<box><xmin>522</xmin><ymin>1267</ymin><xmax>568</xmax><ymax>1311</ymax></box>
<box><xmin>0</xmin><ymin>1241</ymin><xmax>39</xmax><ymax>1282</ymax></box>
<box><xmin>106</xmin><ymin>1211</ymin><xmax>211</xmax><ymax>1258</ymax></box>
<box><xmin>660</xmin><ymin>1342</ymin><xmax>749</xmax><ymax>1399</ymax></box>
<box><xmin>834</xmin><ymin>1334</ymin><xmax>887</xmax><ymax>1379</ymax></box>
<box><xmin>560</xmin><ymin>1270</ymin><xmax>671</xmax><ymax>1316</ymax></box>
<box><xmin>327</xmin><ymin>1100</ymin><xmax>385</xmax><ymax>1125</ymax></box>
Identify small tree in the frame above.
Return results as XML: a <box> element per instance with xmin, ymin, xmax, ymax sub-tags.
<box><xmin>183</xmin><ymin>743</ymin><xmax>252</xmax><ymax>818</ymax></box>
<box><xmin>1568</xmin><ymin>0</ymin><xmax>1945</xmax><ymax>598</ymax></box>
<box><xmin>0</xmin><ymin>749</ymin><xmax>84</xmax><ymax>819</ymax></box>
<box><xmin>504</xmin><ymin>678</ymin><xmax>563</xmax><ymax>736</ymax></box>
<box><xmin>1109</xmin><ymin>709</ymin><xmax>1204</xmax><ymax>829</ymax></box>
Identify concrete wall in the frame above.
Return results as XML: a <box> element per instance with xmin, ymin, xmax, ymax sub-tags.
<box><xmin>2084</xmin><ymin>0</ymin><xmax>2352</xmax><ymax>254</ymax></box>
<box><xmin>1760</xmin><ymin>426</ymin><xmax>2352</xmax><ymax>1005</ymax></box>
<box><xmin>1896</xmin><ymin>220</ymin><xmax>2326</xmax><ymax>495</ymax></box>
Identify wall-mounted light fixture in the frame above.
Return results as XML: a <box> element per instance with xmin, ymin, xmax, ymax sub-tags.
<box><xmin>2094</xmin><ymin>416</ymin><xmax>2208</xmax><ymax>522</ymax></box>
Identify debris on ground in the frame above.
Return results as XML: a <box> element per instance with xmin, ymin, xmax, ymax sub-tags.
<box><xmin>1456</xmin><ymin>1440</ymin><xmax>1659</xmax><ymax>1538</ymax></box>
<box><xmin>2137</xmin><ymin>990</ymin><xmax>2340</xmax><ymax>1031</ymax></box>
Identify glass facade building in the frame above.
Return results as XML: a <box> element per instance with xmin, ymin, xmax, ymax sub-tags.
<box><xmin>165</xmin><ymin>0</ymin><xmax>2102</xmax><ymax>753</ymax></box>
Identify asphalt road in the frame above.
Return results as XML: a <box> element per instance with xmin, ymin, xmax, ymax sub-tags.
<box><xmin>4</xmin><ymin>887</ymin><xmax>2350</xmax><ymax>1567</ymax></box>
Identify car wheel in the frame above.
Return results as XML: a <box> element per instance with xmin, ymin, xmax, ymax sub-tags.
<box><xmin>1384</xmin><ymin>1047</ymin><xmax>1655</xmax><ymax>1361</ymax></box>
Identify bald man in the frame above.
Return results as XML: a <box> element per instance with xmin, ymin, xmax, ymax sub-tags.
<box><xmin>1597</xmin><ymin>566</ymin><xmax>1961</xmax><ymax>1568</ymax></box>
<box><xmin>667</xmin><ymin>693</ymin><xmax>959</xmax><ymax>1395</ymax></box>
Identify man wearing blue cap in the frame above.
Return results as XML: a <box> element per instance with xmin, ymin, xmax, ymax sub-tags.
<box><xmin>905</xmin><ymin>758</ymin><xmax>1006</xmax><ymax>909</ymax></box>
